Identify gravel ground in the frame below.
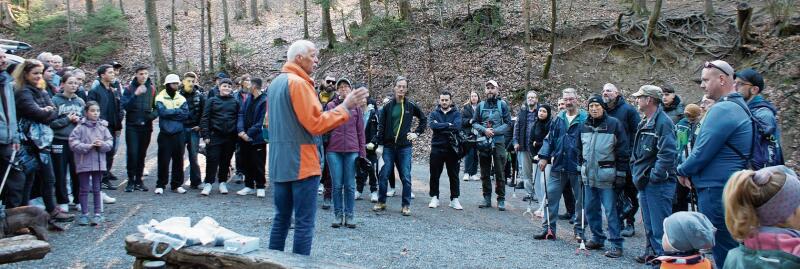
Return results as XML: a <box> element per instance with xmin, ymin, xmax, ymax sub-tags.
<box><xmin>1</xmin><ymin>129</ymin><xmax>649</xmax><ymax>268</ymax></box>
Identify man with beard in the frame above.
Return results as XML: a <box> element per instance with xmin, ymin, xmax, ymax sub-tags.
<box><xmin>512</xmin><ymin>91</ymin><xmax>539</xmax><ymax>198</ymax></box>
<box><xmin>472</xmin><ymin>80</ymin><xmax>512</xmax><ymax>211</ymax></box>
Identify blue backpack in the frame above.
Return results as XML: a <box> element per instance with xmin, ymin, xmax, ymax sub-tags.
<box><xmin>724</xmin><ymin>98</ymin><xmax>783</xmax><ymax>170</ymax></box>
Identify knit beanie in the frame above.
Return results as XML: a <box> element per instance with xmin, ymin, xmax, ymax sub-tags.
<box><xmin>663</xmin><ymin>211</ymin><xmax>715</xmax><ymax>252</ymax></box>
<box><xmin>587</xmin><ymin>95</ymin><xmax>607</xmax><ymax>111</ymax></box>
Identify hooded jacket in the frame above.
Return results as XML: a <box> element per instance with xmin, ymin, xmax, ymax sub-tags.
<box><xmin>631</xmin><ymin>105</ymin><xmax>677</xmax><ymax>189</ymax></box>
<box><xmin>428</xmin><ymin>104</ymin><xmax>462</xmax><ymax>147</ymax></box>
<box><xmin>373</xmin><ymin>97</ymin><xmax>427</xmax><ymax>148</ymax></box>
<box><xmin>88</xmin><ymin>80</ymin><xmax>124</xmax><ymax>132</ymax></box>
<box><xmin>578</xmin><ymin>113</ymin><xmax>629</xmax><ymax>189</ymax></box>
<box><xmin>50</xmin><ymin>93</ymin><xmax>85</xmax><ymax>140</ymax></box>
<box><xmin>538</xmin><ymin>109</ymin><xmax>588</xmax><ymax>173</ymax></box>
<box><xmin>155</xmin><ymin>89</ymin><xmax>189</xmax><ymax>134</ymax></box>
<box><xmin>237</xmin><ymin>92</ymin><xmax>268</xmax><ymax>145</ymax></box>
<box><xmin>0</xmin><ymin>71</ymin><xmax>19</xmax><ymax>145</ymax></box>
<box><xmin>606</xmin><ymin>96</ymin><xmax>641</xmax><ymax>157</ymax></box>
<box><xmin>180</xmin><ymin>85</ymin><xmax>206</xmax><ymax>129</ymax></box>
<box><xmin>724</xmin><ymin>227</ymin><xmax>800</xmax><ymax>269</ymax></box>
<box><xmin>325</xmin><ymin>97</ymin><xmax>366</xmax><ymax>157</ymax></box>
<box><xmin>69</xmin><ymin>118</ymin><xmax>113</xmax><ymax>173</ymax></box>
<box><xmin>121</xmin><ymin>78</ymin><xmax>158</xmax><ymax>128</ymax></box>
<box><xmin>748</xmin><ymin>95</ymin><xmax>784</xmax><ymax>167</ymax></box>
<box><xmin>664</xmin><ymin>95</ymin><xmax>685</xmax><ymax>125</ymax></box>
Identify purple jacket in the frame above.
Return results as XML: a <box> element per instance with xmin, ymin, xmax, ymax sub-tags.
<box><xmin>326</xmin><ymin>98</ymin><xmax>366</xmax><ymax>157</ymax></box>
<box><xmin>69</xmin><ymin>119</ymin><xmax>114</xmax><ymax>173</ymax></box>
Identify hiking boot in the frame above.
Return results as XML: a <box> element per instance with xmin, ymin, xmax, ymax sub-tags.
<box><xmin>401</xmin><ymin>206</ymin><xmax>411</xmax><ymax>216</ymax></box>
<box><xmin>478</xmin><ymin>196</ymin><xmax>491</xmax><ymax>208</ymax></box>
<box><xmin>449</xmin><ymin>198</ymin><xmax>463</xmax><ymax>210</ymax></box>
<box><xmin>604</xmin><ymin>247</ymin><xmax>623</xmax><ymax>258</ymax></box>
<box><xmin>534</xmin><ymin>229</ymin><xmax>556</xmax><ymax>240</ymax></box>
<box><xmin>428</xmin><ymin>196</ymin><xmax>439</xmax><ymax>208</ymax></box>
<box><xmin>125</xmin><ymin>183</ymin><xmax>134</xmax><ymax>192</ymax></box>
<box><xmin>585</xmin><ymin>240</ymin><xmax>605</xmax><ymax>250</ymax></box>
<box><xmin>498</xmin><ymin>200</ymin><xmax>506</xmax><ymax>211</ymax></box>
<box><xmin>77</xmin><ymin>215</ymin><xmax>90</xmax><ymax>226</ymax></box>
<box><xmin>621</xmin><ymin>223</ymin><xmax>635</xmax><ymax>237</ymax></box>
<box><xmin>134</xmin><ymin>183</ymin><xmax>148</xmax><ymax>192</ymax></box>
<box><xmin>635</xmin><ymin>253</ymin><xmax>655</xmax><ymax>264</ymax></box>
<box><xmin>200</xmin><ymin>183</ymin><xmax>212</xmax><ymax>196</ymax></box>
<box><xmin>559</xmin><ymin>213</ymin><xmax>572</xmax><ymax>220</ymax></box>
<box><xmin>344</xmin><ymin>216</ymin><xmax>356</xmax><ymax>229</ymax></box>
<box><xmin>321</xmin><ymin>198</ymin><xmax>331</xmax><ymax>210</ymax></box>
<box><xmin>51</xmin><ymin>209</ymin><xmax>75</xmax><ymax>223</ymax></box>
<box><xmin>331</xmin><ymin>215</ymin><xmax>343</xmax><ymax>228</ymax></box>
<box><xmin>101</xmin><ymin>179</ymin><xmax>116</xmax><ymax>190</ymax></box>
<box><xmin>372</xmin><ymin>203</ymin><xmax>386</xmax><ymax>212</ymax></box>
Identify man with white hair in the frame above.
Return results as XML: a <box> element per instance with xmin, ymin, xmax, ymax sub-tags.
<box><xmin>266</xmin><ymin>40</ymin><xmax>368</xmax><ymax>255</ymax></box>
<box><xmin>677</xmin><ymin>60</ymin><xmax>753</xmax><ymax>268</ymax></box>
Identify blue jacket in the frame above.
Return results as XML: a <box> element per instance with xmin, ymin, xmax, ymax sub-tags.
<box><xmin>237</xmin><ymin>93</ymin><xmax>267</xmax><ymax>145</ymax></box>
<box><xmin>606</xmin><ymin>96</ymin><xmax>640</xmax><ymax>164</ymax></box>
<box><xmin>538</xmin><ymin>109</ymin><xmax>588</xmax><ymax>173</ymax></box>
<box><xmin>155</xmin><ymin>89</ymin><xmax>189</xmax><ymax>134</ymax></box>
<box><xmin>0</xmin><ymin>71</ymin><xmax>19</xmax><ymax>145</ymax></box>
<box><xmin>472</xmin><ymin>99</ymin><xmax>512</xmax><ymax>144</ymax></box>
<box><xmin>121</xmin><ymin>78</ymin><xmax>158</xmax><ymax>128</ymax></box>
<box><xmin>428</xmin><ymin>105</ymin><xmax>462</xmax><ymax>147</ymax></box>
<box><xmin>631</xmin><ymin>105</ymin><xmax>677</xmax><ymax>189</ymax></box>
<box><xmin>677</xmin><ymin>92</ymin><xmax>753</xmax><ymax>188</ymax></box>
<box><xmin>748</xmin><ymin>95</ymin><xmax>784</xmax><ymax>166</ymax></box>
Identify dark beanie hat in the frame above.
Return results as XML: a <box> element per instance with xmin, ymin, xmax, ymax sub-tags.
<box><xmin>587</xmin><ymin>95</ymin><xmax>607</xmax><ymax>111</ymax></box>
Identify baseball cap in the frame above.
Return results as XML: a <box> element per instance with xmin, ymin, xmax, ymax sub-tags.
<box><xmin>632</xmin><ymin>85</ymin><xmax>663</xmax><ymax>100</ymax></box>
<box><xmin>734</xmin><ymin>68</ymin><xmax>765</xmax><ymax>91</ymax></box>
<box><xmin>485</xmin><ymin>80</ymin><xmax>499</xmax><ymax>88</ymax></box>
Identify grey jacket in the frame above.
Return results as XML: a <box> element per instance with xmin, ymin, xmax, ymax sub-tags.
<box><xmin>50</xmin><ymin>93</ymin><xmax>85</xmax><ymax>141</ymax></box>
<box><xmin>0</xmin><ymin>71</ymin><xmax>18</xmax><ymax>145</ymax></box>
<box><xmin>472</xmin><ymin>99</ymin><xmax>512</xmax><ymax>144</ymax></box>
<box><xmin>578</xmin><ymin>114</ymin><xmax>630</xmax><ymax>189</ymax></box>
<box><xmin>631</xmin><ymin>105</ymin><xmax>677</xmax><ymax>190</ymax></box>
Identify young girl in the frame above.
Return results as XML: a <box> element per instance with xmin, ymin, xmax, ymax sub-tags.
<box><xmin>51</xmin><ymin>73</ymin><xmax>85</xmax><ymax>213</ymax></box>
<box><xmin>723</xmin><ymin>165</ymin><xmax>800</xmax><ymax>268</ymax></box>
<box><xmin>69</xmin><ymin>101</ymin><xmax>113</xmax><ymax>226</ymax></box>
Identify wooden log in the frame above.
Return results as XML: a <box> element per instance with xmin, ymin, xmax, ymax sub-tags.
<box><xmin>0</xmin><ymin>235</ymin><xmax>50</xmax><ymax>264</ymax></box>
<box><xmin>125</xmin><ymin>234</ymin><xmax>361</xmax><ymax>269</ymax></box>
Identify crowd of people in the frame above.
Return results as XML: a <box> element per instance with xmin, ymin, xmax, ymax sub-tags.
<box><xmin>0</xmin><ymin>41</ymin><xmax>797</xmax><ymax>269</ymax></box>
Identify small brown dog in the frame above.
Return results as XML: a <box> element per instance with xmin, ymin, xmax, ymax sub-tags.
<box><xmin>0</xmin><ymin>206</ymin><xmax>64</xmax><ymax>241</ymax></box>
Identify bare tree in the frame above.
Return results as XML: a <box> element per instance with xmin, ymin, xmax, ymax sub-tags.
<box><xmin>737</xmin><ymin>2</ymin><xmax>753</xmax><ymax>43</ymax></box>
<box><xmin>0</xmin><ymin>1</ymin><xmax>19</xmax><ymax>28</ymax></box>
<box><xmin>222</xmin><ymin>0</ymin><xmax>232</xmax><ymax>39</ymax></box>
<box><xmin>704</xmin><ymin>0</ymin><xmax>714</xmax><ymax>18</ymax></box>
<box><xmin>261</xmin><ymin>0</ymin><xmax>270</xmax><ymax>11</ymax></box>
<box><xmin>632</xmin><ymin>0</ymin><xmax>648</xmax><ymax>16</ymax></box>
<box><xmin>201</xmin><ymin>0</ymin><xmax>206</xmax><ymax>73</ymax></box>
<box><xmin>303</xmin><ymin>0</ymin><xmax>309</xmax><ymax>38</ymax></box>
<box><xmin>207</xmin><ymin>0</ymin><xmax>214</xmax><ymax>70</ymax></box>
<box><xmin>234</xmin><ymin>0</ymin><xmax>247</xmax><ymax>20</ymax></box>
<box><xmin>542</xmin><ymin>0</ymin><xmax>556</xmax><ymax>79</ymax></box>
<box><xmin>250</xmin><ymin>0</ymin><xmax>261</xmax><ymax>25</ymax></box>
<box><xmin>170</xmin><ymin>0</ymin><xmax>177</xmax><ymax>71</ymax></box>
<box><xmin>86</xmin><ymin>0</ymin><xmax>94</xmax><ymax>14</ymax></box>
<box><xmin>360</xmin><ymin>0</ymin><xmax>373</xmax><ymax>23</ymax></box>
<box><xmin>644</xmin><ymin>0</ymin><xmax>663</xmax><ymax>46</ymax></box>
<box><xmin>66</xmin><ymin>0</ymin><xmax>74</xmax><ymax>55</ymax></box>
<box><xmin>524</xmin><ymin>0</ymin><xmax>532</xmax><ymax>88</ymax></box>
<box><xmin>399</xmin><ymin>0</ymin><xmax>411</xmax><ymax>21</ymax></box>
<box><xmin>321</xmin><ymin>0</ymin><xmax>336</xmax><ymax>48</ymax></box>
<box><xmin>145</xmin><ymin>0</ymin><xmax>170</xmax><ymax>81</ymax></box>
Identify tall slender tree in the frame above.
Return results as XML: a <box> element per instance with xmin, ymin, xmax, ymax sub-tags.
<box><xmin>170</xmin><ymin>0</ymin><xmax>177</xmax><ymax>71</ymax></box>
<box><xmin>250</xmin><ymin>0</ymin><xmax>260</xmax><ymax>25</ymax></box>
<box><xmin>207</xmin><ymin>0</ymin><xmax>214</xmax><ymax>70</ymax></box>
<box><xmin>704</xmin><ymin>0</ymin><xmax>714</xmax><ymax>18</ymax></box>
<box><xmin>644</xmin><ymin>0</ymin><xmax>663</xmax><ymax>46</ymax></box>
<box><xmin>86</xmin><ymin>0</ymin><xmax>94</xmax><ymax>14</ymax></box>
<box><xmin>542</xmin><ymin>0</ymin><xmax>556</xmax><ymax>79</ymax></box>
<box><xmin>399</xmin><ymin>0</ymin><xmax>411</xmax><ymax>21</ymax></box>
<box><xmin>118</xmin><ymin>0</ymin><xmax>125</xmax><ymax>15</ymax></box>
<box><xmin>303</xmin><ymin>0</ymin><xmax>310</xmax><ymax>38</ymax></box>
<box><xmin>359</xmin><ymin>0</ymin><xmax>373</xmax><ymax>23</ymax></box>
<box><xmin>222</xmin><ymin>0</ymin><xmax>232</xmax><ymax>39</ymax></box>
<box><xmin>320</xmin><ymin>0</ymin><xmax>336</xmax><ymax>48</ymax></box>
<box><xmin>201</xmin><ymin>0</ymin><xmax>206</xmax><ymax>73</ymax></box>
<box><xmin>145</xmin><ymin>0</ymin><xmax>169</xmax><ymax>82</ymax></box>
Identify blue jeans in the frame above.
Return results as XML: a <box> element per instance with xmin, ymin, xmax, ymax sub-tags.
<box><xmin>327</xmin><ymin>152</ymin><xmax>357</xmax><ymax>218</ymax></box>
<box><xmin>378</xmin><ymin>146</ymin><xmax>412</xmax><ymax>206</ymax></box>
<box><xmin>638</xmin><ymin>180</ymin><xmax>675</xmax><ymax>256</ymax></box>
<box><xmin>697</xmin><ymin>187</ymin><xmax>738</xmax><ymax>269</ymax></box>
<box><xmin>585</xmin><ymin>186</ymin><xmax>623</xmax><ymax>248</ymax></box>
<box><xmin>268</xmin><ymin>176</ymin><xmax>320</xmax><ymax>255</ymax></box>
<box><xmin>543</xmin><ymin>171</ymin><xmax>583</xmax><ymax>235</ymax></box>
<box><xmin>183</xmin><ymin>128</ymin><xmax>201</xmax><ymax>186</ymax></box>
<box><xmin>463</xmin><ymin>145</ymin><xmax>478</xmax><ymax>176</ymax></box>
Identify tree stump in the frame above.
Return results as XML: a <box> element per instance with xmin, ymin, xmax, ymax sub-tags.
<box><xmin>0</xmin><ymin>234</ymin><xmax>51</xmax><ymax>264</ymax></box>
<box><xmin>125</xmin><ymin>234</ymin><xmax>361</xmax><ymax>269</ymax></box>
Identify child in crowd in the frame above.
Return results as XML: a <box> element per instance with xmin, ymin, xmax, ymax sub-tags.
<box><xmin>199</xmin><ymin>78</ymin><xmax>239</xmax><ymax>196</ymax></box>
<box><xmin>69</xmin><ymin>101</ymin><xmax>113</xmax><ymax>226</ymax></box>
<box><xmin>722</xmin><ymin>165</ymin><xmax>800</xmax><ymax>268</ymax></box>
<box><xmin>655</xmin><ymin>211</ymin><xmax>715</xmax><ymax>269</ymax></box>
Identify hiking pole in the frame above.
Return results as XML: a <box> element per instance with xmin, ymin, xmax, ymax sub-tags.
<box><xmin>689</xmin><ymin>182</ymin><xmax>698</xmax><ymax>212</ymax></box>
<box><xmin>0</xmin><ymin>149</ymin><xmax>17</xmax><ymax>199</ymax></box>
<box><xmin>541</xmin><ymin>164</ymin><xmax>554</xmax><ymax>240</ymax></box>
<box><xmin>576</xmin><ymin>176</ymin><xmax>589</xmax><ymax>256</ymax></box>
<box><xmin>523</xmin><ymin>168</ymin><xmax>539</xmax><ymax>220</ymax></box>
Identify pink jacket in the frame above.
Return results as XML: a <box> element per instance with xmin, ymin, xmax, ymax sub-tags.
<box><xmin>743</xmin><ymin>227</ymin><xmax>800</xmax><ymax>257</ymax></box>
<box><xmin>325</xmin><ymin>98</ymin><xmax>366</xmax><ymax>158</ymax></box>
<box><xmin>69</xmin><ymin>119</ymin><xmax>114</xmax><ymax>173</ymax></box>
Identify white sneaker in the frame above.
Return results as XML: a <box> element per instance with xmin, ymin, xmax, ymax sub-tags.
<box><xmin>174</xmin><ymin>187</ymin><xmax>187</xmax><ymax>194</ymax></box>
<box><xmin>387</xmin><ymin>188</ymin><xmax>395</xmax><ymax>197</ymax></box>
<box><xmin>370</xmin><ymin>192</ymin><xmax>378</xmax><ymax>202</ymax></box>
<box><xmin>101</xmin><ymin>192</ymin><xmax>116</xmax><ymax>204</ymax></box>
<box><xmin>75</xmin><ymin>204</ymin><xmax>81</xmax><ymax>212</ymax></box>
<box><xmin>144</xmin><ymin>170</ymin><xmax>149</xmax><ymax>176</ymax></box>
<box><xmin>58</xmin><ymin>204</ymin><xmax>69</xmax><ymax>213</ymax></box>
<box><xmin>463</xmin><ymin>174</ymin><xmax>470</xmax><ymax>181</ymax></box>
<box><xmin>355</xmin><ymin>191</ymin><xmax>362</xmax><ymax>200</ymax></box>
<box><xmin>201</xmin><ymin>183</ymin><xmax>212</xmax><ymax>196</ymax></box>
<box><xmin>219</xmin><ymin>183</ymin><xmax>229</xmax><ymax>194</ymax></box>
<box><xmin>428</xmin><ymin>196</ymin><xmax>439</xmax><ymax>208</ymax></box>
<box><xmin>449</xmin><ymin>198</ymin><xmax>463</xmax><ymax>210</ymax></box>
<box><xmin>256</xmin><ymin>189</ymin><xmax>266</xmax><ymax>197</ymax></box>
<box><xmin>154</xmin><ymin>188</ymin><xmax>164</xmax><ymax>194</ymax></box>
<box><xmin>237</xmin><ymin>187</ymin><xmax>254</xmax><ymax>196</ymax></box>
<box><xmin>411</xmin><ymin>192</ymin><xmax>416</xmax><ymax>199</ymax></box>
<box><xmin>471</xmin><ymin>174</ymin><xmax>479</xmax><ymax>181</ymax></box>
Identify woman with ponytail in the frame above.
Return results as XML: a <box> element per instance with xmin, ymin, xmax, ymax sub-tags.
<box><xmin>722</xmin><ymin>165</ymin><xmax>800</xmax><ymax>268</ymax></box>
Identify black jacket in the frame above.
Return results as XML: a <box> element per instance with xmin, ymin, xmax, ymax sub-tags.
<box><xmin>15</xmin><ymin>84</ymin><xmax>58</xmax><ymax>124</ymax></box>
<box><xmin>200</xmin><ymin>94</ymin><xmax>240</xmax><ymax>141</ymax></box>
<box><xmin>373</xmin><ymin>98</ymin><xmax>427</xmax><ymax>148</ymax></box>
<box><xmin>180</xmin><ymin>85</ymin><xmax>206</xmax><ymax>128</ymax></box>
<box><xmin>364</xmin><ymin>106</ymin><xmax>379</xmax><ymax>150</ymax></box>
<box><xmin>88</xmin><ymin>81</ymin><xmax>124</xmax><ymax>132</ymax></box>
<box><xmin>121</xmin><ymin>78</ymin><xmax>158</xmax><ymax>127</ymax></box>
<box><xmin>237</xmin><ymin>93</ymin><xmax>267</xmax><ymax>145</ymax></box>
<box><xmin>428</xmin><ymin>105</ymin><xmax>462</xmax><ymax>147</ymax></box>
<box><xmin>461</xmin><ymin>103</ymin><xmax>477</xmax><ymax>137</ymax></box>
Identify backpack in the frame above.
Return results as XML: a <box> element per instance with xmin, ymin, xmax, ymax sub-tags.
<box><xmin>475</xmin><ymin>100</ymin><xmax>508</xmax><ymax>152</ymax></box>
<box><xmin>723</xmin><ymin>97</ymin><xmax>782</xmax><ymax>170</ymax></box>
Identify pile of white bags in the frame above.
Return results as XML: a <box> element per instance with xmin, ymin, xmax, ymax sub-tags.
<box><xmin>137</xmin><ymin>216</ymin><xmax>259</xmax><ymax>257</ymax></box>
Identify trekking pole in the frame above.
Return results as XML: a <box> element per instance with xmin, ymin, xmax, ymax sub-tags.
<box><xmin>523</xmin><ymin>168</ymin><xmax>539</xmax><ymax>220</ymax></box>
<box><xmin>576</xmin><ymin>175</ymin><xmax>589</xmax><ymax>256</ymax></box>
<box><xmin>541</xmin><ymin>164</ymin><xmax>554</xmax><ymax>240</ymax></box>
<box><xmin>689</xmin><ymin>181</ymin><xmax>698</xmax><ymax>212</ymax></box>
<box><xmin>0</xmin><ymin>149</ymin><xmax>17</xmax><ymax>202</ymax></box>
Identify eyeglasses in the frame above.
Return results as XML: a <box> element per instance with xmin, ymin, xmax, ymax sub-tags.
<box><xmin>704</xmin><ymin>61</ymin><xmax>729</xmax><ymax>76</ymax></box>
<box><xmin>734</xmin><ymin>81</ymin><xmax>753</xmax><ymax>87</ymax></box>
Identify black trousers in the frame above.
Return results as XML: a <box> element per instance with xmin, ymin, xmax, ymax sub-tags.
<box><xmin>356</xmin><ymin>150</ymin><xmax>378</xmax><ymax>193</ymax></box>
<box><xmin>204</xmin><ymin>137</ymin><xmax>236</xmax><ymax>184</ymax></box>
<box><xmin>241</xmin><ymin>143</ymin><xmax>266</xmax><ymax>189</ymax></box>
<box><xmin>51</xmin><ymin>138</ymin><xmax>78</xmax><ymax>205</ymax></box>
<box><xmin>22</xmin><ymin>148</ymin><xmax>57</xmax><ymax>212</ymax></box>
<box><xmin>563</xmin><ymin>177</ymin><xmax>575</xmax><ymax>215</ymax></box>
<box><xmin>0</xmin><ymin>144</ymin><xmax>27</xmax><ymax>208</ymax></box>
<box><xmin>429</xmin><ymin>146</ymin><xmax>460</xmax><ymax>200</ymax></box>
<box><xmin>479</xmin><ymin>143</ymin><xmax>506</xmax><ymax>201</ymax></box>
<box><xmin>126</xmin><ymin>126</ymin><xmax>152</xmax><ymax>185</ymax></box>
<box><xmin>672</xmin><ymin>182</ymin><xmax>692</xmax><ymax>213</ymax></box>
<box><xmin>156</xmin><ymin>132</ymin><xmax>185</xmax><ymax>189</ymax></box>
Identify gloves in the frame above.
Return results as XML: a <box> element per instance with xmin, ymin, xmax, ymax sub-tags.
<box><xmin>366</xmin><ymin>143</ymin><xmax>375</xmax><ymax>151</ymax></box>
<box><xmin>406</xmin><ymin>133</ymin><xmax>418</xmax><ymax>141</ymax></box>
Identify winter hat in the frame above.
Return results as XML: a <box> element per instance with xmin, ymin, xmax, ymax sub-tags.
<box><xmin>754</xmin><ymin>165</ymin><xmax>800</xmax><ymax>226</ymax></box>
<box><xmin>215</xmin><ymin>72</ymin><xmax>229</xmax><ymax>79</ymax></box>
<box><xmin>684</xmin><ymin>104</ymin><xmax>702</xmax><ymax>121</ymax></box>
<box><xmin>663</xmin><ymin>211</ymin><xmax>716</xmax><ymax>252</ymax></box>
<box><xmin>586</xmin><ymin>95</ymin><xmax>607</xmax><ymax>111</ymax></box>
<box><xmin>336</xmin><ymin>77</ymin><xmax>352</xmax><ymax>88</ymax></box>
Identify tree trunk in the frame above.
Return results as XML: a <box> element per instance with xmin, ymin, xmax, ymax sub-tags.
<box><xmin>145</xmin><ymin>0</ymin><xmax>169</xmax><ymax>82</ymax></box>
<box><xmin>436</xmin><ymin>0</ymin><xmax>444</xmax><ymax>26</ymax></box>
<box><xmin>736</xmin><ymin>2</ymin><xmax>752</xmax><ymax>44</ymax></box>
<box><xmin>66</xmin><ymin>0</ymin><xmax>74</xmax><ymax>55</ymax></box>
<box><xmin>644</xmin><ymin>0</ymin><xmax>662</xmax><ymax>46</ymax></box>
<box><xmin>340</xmin><ymin>7</ymin><xmax>349</xmax><ymax>41</ymax></box>
<box><xmin>234</xmin><ymin>0</ymin><xmax>246</xmax><ymax>20</ymax></box>
<box><xmin>170</xmin><ymin>0</ymin><xmax>177</xmax><ymax>71</ymax></box>
<box><xmin>250</xmin><ymin>0</ymin><xmax>260</xmax><ymax>25</ymax></box>
<box><xmin>704</xmin><ymin>0</ymin><xmax>713</xmax><ymax>18</ymax></box>
<box><xmin>632</xmin><ymin>0</ymin><xmax>648</xmax><ymax>17</ymax></box>
<box><xmin>524</xmin><ymin>0</ymin><xmax>532</xmax><ymax>89</ymax></box>
<box><xmin>399</xmin><ymin>0</ymin><xmax>411</xmax><ymax>21</ymax></box>
<box><xmin>359</xmin><ymin>0</ymin><xmax>372</xmax><ymax>23</ymax></box>
<box><xmin>207</xmin><ymin>0</ymin><xmax>214</xmax><ymax>70</ymax></box>
<box><xmin>86</xmin><ymin>0</ymin><xmax>94</xmax><ymax>14</ymax></box>
<box><xmin>321</xmin><ymin>0</ymin><xmax>336</xmax><ymax>48</ymax></box>
<box><xmin>541</xmin><ymin>0</ymin><xmax>556</xmax><ymax>79</ymax></box>
<box><xmin>0</xmin><ymin>1</ymin><xmax>18</xmax><ymax>28</ymax></box>
<box><xmin>260</xmin><ymin>0</ymin><xmax>270</xmax><ymax>11</ymax></box>
<box><xmin>118</xmin><ymin>0</ymin><xmax>125</xmax><ymax>15</ymax></box>
<box><xmin>222</xmin><ymin>0</ymin><xmax>231</xmax><ymax>39</ymax></box>
<box><xmin>200</xmin><ymin>0</ymin><xmax>206</xmax><ymax>74</ymax></box>
<box><xmin>303</xmin><ymin>0</ymin><xmax>309</xmax><ymax>38</ymax></box>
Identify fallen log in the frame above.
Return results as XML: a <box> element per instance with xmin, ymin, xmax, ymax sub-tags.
<box><xmin>125</xmin><ymin>234</ymin><xmax>361</xmax><ymax>269</ymax></box>
<box><xmin>0</xmin><ymin>235</ymin><xmax>51</xmax><ymax>264</ymax></box>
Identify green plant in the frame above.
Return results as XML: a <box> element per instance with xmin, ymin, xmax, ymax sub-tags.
<box><xmin>461</xmin><ymin>4</ymin><xmax>504</xmax><ymax>46</ymax></box>
<box><xmin>350</xmin><ymin>16</ymin><xmax>409</xmax><ymax>48</ymax></box>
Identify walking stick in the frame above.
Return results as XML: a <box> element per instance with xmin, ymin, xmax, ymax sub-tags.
<box><xmin>523</xmin><ymin>168</ymin><xmax>539</xmax><ymax>220</ymax></box>
<box><xmin>540</xmin><ymin>164</ymin><xmax>554</xmax><ymax>240</ymax></box>
<box><xmin>576</xmin><ymin>175</ymin><xmax>589</xmax><ymax>256</ymax></box>
<box><xmin>0</xmin><ymin>149</ymin><xmax>17</xmax><ymax>197</ymax></box>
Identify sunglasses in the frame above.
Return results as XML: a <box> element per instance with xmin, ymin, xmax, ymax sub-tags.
<box><xmin>704</xmin><ymin>61</ymin><xmax>729</xmax><ymax>76</ymax></box>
